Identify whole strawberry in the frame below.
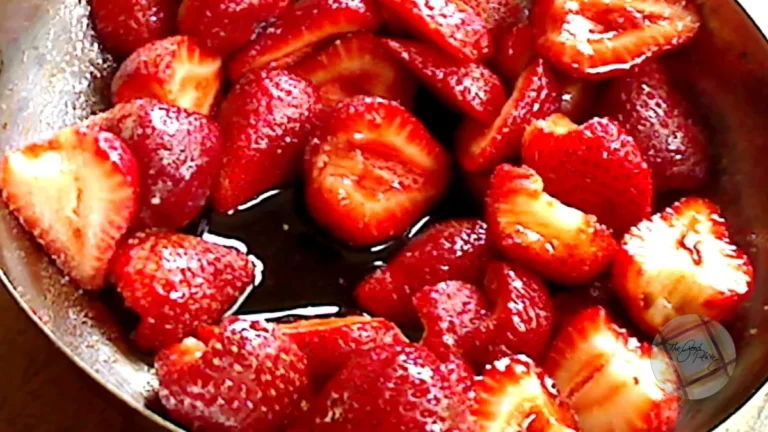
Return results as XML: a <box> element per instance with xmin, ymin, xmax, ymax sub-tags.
<box><xmin>156</xmin><ymin>318</ymin><xmax>311</xmax><ymax>432</ymax></box>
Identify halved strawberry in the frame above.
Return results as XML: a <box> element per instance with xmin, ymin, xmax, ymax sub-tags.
<box><xmin>289</xmin><ymin>33</ymin><xmax>417</xmax><ymax>108</ymax></box>
<box><xmin>355</xmin><ymin>219</ymin><xmax>490</xmax><ymax>324</ymax></box>
<box><xmin>522</xmin><ymin>114</ymin><xmax>653</xmax><ymax>235</ymax></box>
<box><xmin>545</xmin><ymin>307</ymin><xmax>680</xmax><ymax>432</ymax></box>
<box><xmin>377</xmin><ymin>0</ymin><xmax>491</xmax><ymax>61</ymax></box>
<box><xmin>304</xmin><ymin>96</ymin><xmax>451</xmax><ymax>246</ymax></box>
<box><xmin>178</xmin><ymin>0</ymin><xmax>291</xmax><ymax>56</ymax></box>
<box><xmin>534</xmin><ymin>0</ymin><xmax>701</xmax><ymax>78</ymax></box>
<box><xmin>227</xmin><ymin>0</ymin><xmax>382</xmax><ymax>82</ymax></box>
<box><xmin>463</xmin><ymin>0</ymin><xmax>529</xmax><ymax>34</ymax></box>
<box><xmin>456</xmin><ymin>58</ymin><xmax>559</xmax><ymax>173</ymax></box>
<box><xmin>91</xmin><ymin>0</ymin><xmax>178</xmax><ymax>58</ymax></box>
<box><xmin>383</xmin><ymin>38</ymin><xmax>506</xmax><ymax>123</ymax></box>
<box><xmin>613</xmin><ymin>197</ymin><xmax>754</xmax><ymax>335</ymax></box>
<box><xmin>214</xmin><ymin>69</ymin><xmax>321</xmax><ymax>213</ymax></box>
<box><xmin>0</xmin><ymin>127</ymin><xmax>139</xmax><ymax>290</ymax></box>
<box><xmin>492</xmin><ymin>21</ymin><xmax>535</xmax><ymax>82</ymax></box>
<box><xmin>603</xmin><ymin>61</ymin><xmax>710</xmax><ymax>192</ymax></box>
<box><xmin>559</xmin><ymin>77</ymin><xmax>598</xmax><ymax>124</ymax></box>
<box><xmin>486</xmin><ymin>164</ymin><xmax>618</xmax><ymax>285</ymax></box>
<box><xmin>474</xmin><ymin>355</ymin><xmax>580</xmax><ymax>432</ymax></box>
<box><xmin>280</xmin><ymin>316</ymin><xmax>408</xmax><ymax>387</ymax></box>
<box><xmin>111</xmin><ymin>36</ymin><xmax>224</xmax><ymax>116</ymax></box>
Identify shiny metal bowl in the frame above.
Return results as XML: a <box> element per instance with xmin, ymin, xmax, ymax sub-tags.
<box><xmin>1</xmin><ymin>0</ymin><xmax>767</xmax><ymax>430</ymax></box>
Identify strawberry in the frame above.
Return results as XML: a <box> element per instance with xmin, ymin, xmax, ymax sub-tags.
<box><xmin>280</xmin><ymin>316</ymin><xmax>408</xmax><ymax>387</ymax></box>
<box><xmin>383</xmin><ymin>38</ymin><xmax>506</xmax><ymax>123</ymax></box>
<box><xmin>474</xmin><ymin>355</ymin><xmax>580</xmax><ymax>432</ymax></box>
<box><xmin>304</xmin><ymin>96</ymin><xmax>451</xmax><ymax>246</ymax></box>
<box><xmin>0</xmin><ymin>127</ymin><xmax>139</xmax><ymax>290</ymax></box>
<box><xmin>111</xmin><ymin>36</ymin><xmax>224</xmax><ymax>116</ymax></box>
<box><xmin>522</xmin><ymin>114</ymin><xmax>653</xmax><ymax>235</ymax></box>
<box><xmin>413</xmin><ymin>281</ymin><xmax>491</xmax><ymax>361</ymax></box>
<box><xmin>545</xmin><ymin>306</ymin><xmax>680</xmax><ymax>432</ymax></box>
<box><xmin>464</xmin><ymin>169</ymin><xmax>493</xmax><ymax>203</ymax></box>
<box><xmin>377</xmin><ymin>0</ymin><xmax>491</xmax><ymax>61</ymax></box>
<box><xmin>90</xmin><ymin>0</ymin><xmax>177</xmax><ymax>58</ymax></box>
<box><xmin>559</xmin><ymin>77</ymin><xmax>598</xmax><ymax>124</ymax></box>
<box><xmin>111</xmin><ymin>231</ymin><xmax>255</xmax><ymax>351</ymax></box>
<box><xmin>213</xmin><ymin>69</ymin><xmax>321</xmax><ymax>213</ymax></box>
<box><xmin>93</xmin><ymin>99</ymin><xmax>222</xmax><ymax>230</ymax></box>
<box><xmin>534</xmin><ymin>0</ymin><xmax>701</xmax><ymax>78</ymax></box>
<box><xmin>603</xmin><ymin>61</ymin><xmax>710</xmax><ymax>192</ymax></box>
<box><xmin>355</xmin><ymin>219</ymin><xmax>490</xmax><ymax>324</ymax></box>
<box><xmin>456</xmin><ymin>58</ymin><xmax>560</xmax><ymax>173</ymax></box>
<box><xmin>227</xmin><ymin>0</ymin><xmax>382</xmax><ymax>82</ymax></box>
<box><xmin>156</xmin><ymin>318</ymin><xmax>311</xmax><ymax>432</ymax></box>
<box><xmin>289</xmin><ymin>344</ymin><xmax>474</xmax><ymax>431</ymax></box>
<box><xmin>492</xmin><ymin>21</ymin><xmax>535</xmax><ymax>82</ymax></box>
<box><xmin>486</xmin><ymin>164</ymin><xmax>618</xmax><ymax>285</ymax></box>
<box><xmin>289</xmin><ymin>33</ymin><xmax>417</xmax><ymax>108</ymax></box>
<box><xmin>178</xmin><ymin>0</ymin><xmax>291</xmax><ymax>56</ymax></box>
<box><xmin>471</xmin><ymin>261</ymin><xmax>555</xmax><ymax>367</ymax></box>
<box><xmin>552</xmin><ymin>276</ymin><xmax>621</xmax><ymax>332</ymax></box>
<box><xmin>613</xmin><ymin>197</ymin><xmax>754</xmax><ymax>335</ymax></box>
<box><xmin>463</xmin><ymin>0</ymin><xmax>529</xmax><ymax>33</ymax></box>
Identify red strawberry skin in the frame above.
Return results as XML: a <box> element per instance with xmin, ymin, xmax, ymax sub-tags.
<box><xmin>492</xmin><ymin>21</ymin><xmax>535</xmax><ymax>82</ymax></box>
<box><xmin>91</xmin><ymin>0</ymin><xmax>178</xmax><ymax>58</ymax></box>
<box><xmin>355</xmin><ymin>219</ymin><xmax>491</xmax><ymax>324</ymax></box>
<box><xmin>304</xmin><ymin>96</ymin><xmax>451</xmax><ymax>246</ymax></box>
<box><xmin>280</xmin><ymin>317</ymin><xmax>408</xmax><ymax>387</ymax></box>
<box><xmin>112</xmin><ymin>232</ymin><xmax>255</xmax><ymax>351</ymax></box>
<box><xmin>463</xmin><ymin>0</ymin><xmax>528</xmax><ymax>33</ymax></box>
<box><xmin>289</xmin><ymin>344</ymin><xmax>474</xmax><ymax>432</ymax></box>
<box><xmin>522</xmin><ymin>114</ymin><xmax>653</xmax><ymax>235</ymax></box>
<box><xmin>156</xmin><ymin>318</ymin><xmax>311</xmax><ymax>432</ymax></box>
<box><xmin>559</xmin><ymin>77</ymin><xmax>598</xmax><ymax>124</ymax></box>
<box><xmin>214</xmin><ymin>69</ymin><xmax>321</xmax><ymax>213</ymax></box>
<box><xmin>94</xmin><ymin>99</ymin><xmax>222</xmax><ymax>230</ymax></box>
<box><xmin>413</xmin><ymin>281</ymin><xmax>491</xmax><ymax>361</ymax></box>
<box><xmin>383</xmin><ymin>38</ymin><xmax>506</xmax><ymax>123</ymax></box>
<box><xmin>178</xmin><ymin>0</ymin><xmax>291</xmax><ymax>56</ymax></box>
<box><xmin>603</xmin><ymin>61</ymin><xmax>710</xmax><ymax>192</ymax></box>
<box><xmin>111</xmin><ymin>36</ymin><xmax>224</xmax><ymax>116</ymax></box>
<box><xmin>1</xmin><ymin>127</ymin><xmax>139</xmax><ymax>290</ymax></box>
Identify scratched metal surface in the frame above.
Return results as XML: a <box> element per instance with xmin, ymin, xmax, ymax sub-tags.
<box><xmin>0</xmin><ymin>1</ymin><xmax>766</xmax><ymax>431</ymax></box>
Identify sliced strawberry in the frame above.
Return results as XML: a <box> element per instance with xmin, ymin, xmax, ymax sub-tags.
<box><xmin>413</xmin><ymin>281</ymin><xmax>491</xmax><ymax>361</ymax></box>
<box><xmin>603</xmin><ymin>61</ymin><xmax>710</xmax><ymax>192</ymax></box>
<box><xmin>559</xmin><ymin>77</ymin><xmax>598</xmax><ymax>124</ymax></box>
<box><xmin>112</xmin><ymin>232</ymin><xmax>255</xmax><ymax>351</ymax></box>
<box><xmin>156</xmin><ymin>318</ymin><xmax>311</xmax><ymax>432</ymax></box>
<box><xmin>463</xmin><ymin>0</ymin><xmax>529</xmax><ymax>33</ymax></box>
<box><xmin>474</xmin><ymin>355</ymin><xmax>580</xmax><ymax>432</ymax></box>
<box><xmin>355</xmin><ymin>219</ymin><xmax>490</xmax><ymax>324</ymax></box>
<box><xmin>178</xmin><ymin>0</ymin><xmax>291</xmax><ymax>56</ymax></box>
<box><xmin>377</xmin><ymin>0</ymin><xmax>491</xmax><ymax>61</ymax></box>
<box><xmin>92</xmin><ymin>99</ymin><xmax>222</xmax><ymax>230</ymax></box>
<box><xmin>613</xmin><ymin>197</ymin><xmax>754</xmax><ymax>335</ymax></box>
<box><xmin>0</xmin><ymin>127</ymin><xmax>139</xmax><ymax>290</ymax></box>
<box><xmin>304</xmin><ymin>96</ymin><xmax>451</xmax><ymax>246</ymax></box>
<box><xmin>111</xmin><ymin>36</ymin><xmax>224</xmax><ymax>116</ymax></box>
<box><xmin>492</xmin><ymin>21</ymin><xmax>535</xmax><ymax>82</ymax></box>
<box><xmin>90</xmin><ymin>0</ymin><xmax>177</xmax><ymax>58</ymax></box>
<box><xmin>289</xmin><ymin>33</ymin><xmax>417</xmax><ymax>108</ymax></box>
<box><xmin>214</xmin><ymin>69</ymin><xmax>321</xmax><ymax>213</ymax></box>
<box><xmin>227</xmin><ymin>0</ymin><xmax>382</xmax><ymax>82</ymax></box>
<box><xmin>280</xmin><ymin>316</ymin><xmax>408</xmax><ymax>387</ymax></box>
<box><xmin>522</xmin><ymin>114</ymin><xmax>653</xmax><ymax>235</ymax></box>
<box><xmin>456</xmin><ymin>58</ymin><xmax>559</xmax><ymax>173</ymax></box>
<box><xmin>534</xmin><ymin>0</ymin><xmax>701</xmax><ymax>78</ymax></box>
<box><xmin>545</xmin><ymin>307</ymin><xmax>680</xmax><ymax>432</ymax></box>
<box><xmin>486</xmin><ymin>164</ymin><xmax>618</xmax><ymax>285</ymax></box>
<box><xmin>383</xmin><ymin>38</ymin><xmax>506</xmax><ymax>123</ymax></box>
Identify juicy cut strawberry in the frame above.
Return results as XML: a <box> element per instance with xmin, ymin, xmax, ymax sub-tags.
<box><xmin>613</xmin><ymin>197</ymin><xmax>754</xmax><ymax>335</ymax></box>
<box><xmin>156</xmin><ymin>318</ymin><xmax>311</xmax><ymax>432</ymax></box>
<box><xmin>304</xmin><ymin>96</ymin><xmax>451</xmax><ymax>246</ymax></box>
<box><xmin>213</xmin><ymin>69</ymin><xmax>321</xmax><ymax>213</ymax></box>
<box><xmin>90</xmin><ymin>0</ymin><xmax>178</xmax><ymax>58</ymax></box>
<box><xmin>462</xmin><ymin>0</ymin><xmax>529</xmax><ymax>34</ymax></box>
<box><xmin>0</xmin><ymin>127</ymin><xmax>139</xmax><ymax>290</ymax></box>
<box><xmin>112</xmin><ymin>231</ymin><xmax>256</xmax><ymax>351</ymax></box>
<box><xmin>534</xmin><ymin>0</ymin><xmax>701</xmax><ymax>78</ymax></box>
<box><xmin>355</xmin><ymin>219</ymin><xmax>491</xmax><ymax>324</ymax></box>
<box><xmin>111</xmin><ymin>36</ymin><xmax>224</xmax><ymax>116</ymax></box>
<box><xmin>383</xmin><ymin>38</ymin><xmax>506</xmax><ymax>123</ymax></box>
